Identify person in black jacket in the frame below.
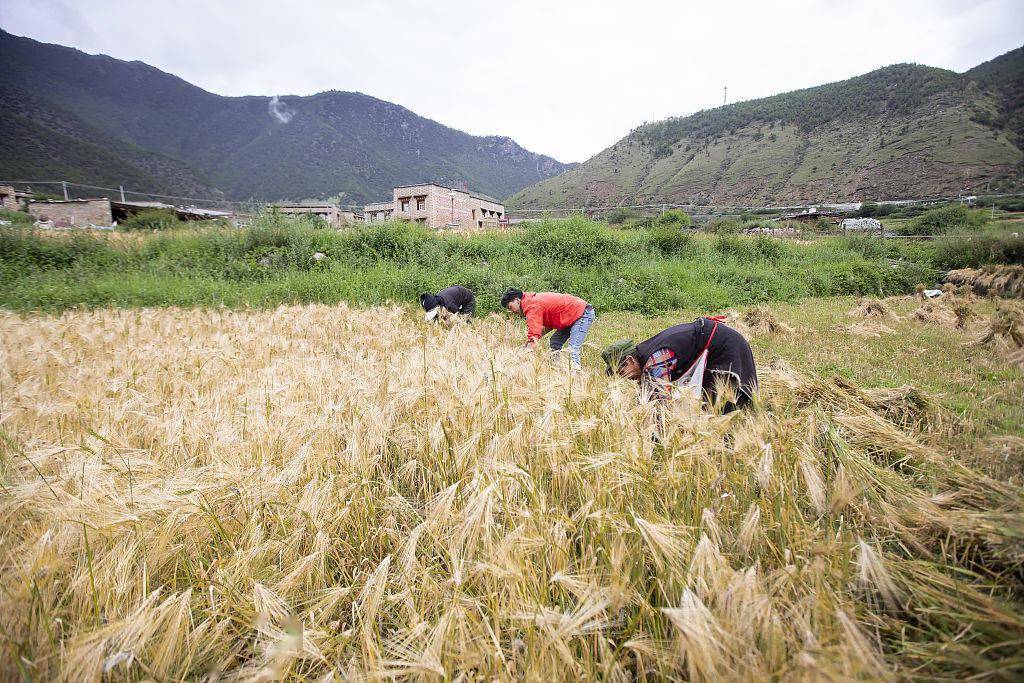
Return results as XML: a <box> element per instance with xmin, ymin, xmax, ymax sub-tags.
<box><xmin>420</xmin><ymin>285</ymin><xmax>475</xmax><ymax>324</ymax></box>
<box><xmin>602</xmin><ymin>317</ymin><xmax>757</xmax><ymax>411</ymax></box>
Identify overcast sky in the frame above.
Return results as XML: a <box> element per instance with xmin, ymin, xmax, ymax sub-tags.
<box><xmin>2</xmin><ymin>0</ymin><xmax>1022</xmax><ymax>162</ymax></box>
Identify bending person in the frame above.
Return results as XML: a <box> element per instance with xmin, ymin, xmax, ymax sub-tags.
<box><xmin>602</xmin><ymin>317</ymin><xmax>757</xmax><ymax>411</ymax></box>
<box><xmin>420</xmin><ymin>285</ymin><xmax>475</xmax><ymax>325</ymax></box>
<box><xmin>500</xmin><ymin>288</ymin><xmax>596</xmax><ymax>368</ymax></box>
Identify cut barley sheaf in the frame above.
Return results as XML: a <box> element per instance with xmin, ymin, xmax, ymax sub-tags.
<box><xmin>1</xmin><ymin>304</ymin><xmax>1022</xmax><ymax>680</ymax></box>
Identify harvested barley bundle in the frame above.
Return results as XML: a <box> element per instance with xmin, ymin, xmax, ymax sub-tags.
<box><xmin>975</xmin><ymin>305</ymin><xmax>1024</xmax><ymax>368</ymax></box>
<box><xmin>977</xmin><ymin>305</ymin><xmax>1024</xmax><ymax>347</ymax></box>
<box><xmin>946</xmin><ymin>265</ymin><xmax>1024</xmax><ymax>298</ymax></box>
<box><xmin>741</xmin><ymin>306</ymin><xmax>794</xmax><ymax>335</ymax></box>
<box><xmin>912</xmin><ymin>301</ymin><xmax>959</xmax><ymax>327</ymax></box>
<box><xmin>848</xmin><ymin>298</ymin><xmax>896</xmax><ymax>320</ymax></box>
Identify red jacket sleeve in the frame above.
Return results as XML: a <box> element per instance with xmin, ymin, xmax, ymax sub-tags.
<box><xmin>525</xmin><ymin>306</ymin><xmax>544</xmax><ymax>342</ymax></box>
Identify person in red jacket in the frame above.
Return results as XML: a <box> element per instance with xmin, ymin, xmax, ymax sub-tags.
<box><xmin>500</xmin><ymin>288</ymin><xmax>596</xmax><ymax>368</ymax></box>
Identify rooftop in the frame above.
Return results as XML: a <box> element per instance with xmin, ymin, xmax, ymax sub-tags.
<box><xmin>28</xmin><ymin>197</ymin><xmax>109</xmax><ymax>204</ymax></box>
<box><xmin>393</xmin><ymin>182</ymin><xmax>501</xmax><ymax>205</ymax></box>
<box><xmin>271</xmin><ymin>202</ymin><xmax>338</xmax><ymax>209</ymax></box>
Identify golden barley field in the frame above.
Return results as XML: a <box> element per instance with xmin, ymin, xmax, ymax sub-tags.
<box><xmin>1</xmin><ymin>303</ymin><xmax>1023</xmax><ymax>680</ymax></box>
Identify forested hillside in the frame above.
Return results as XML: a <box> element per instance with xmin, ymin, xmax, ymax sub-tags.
<box><xmin>0</xmin><ymin>30</ymin><xmax>573</xmax><ymax>204</ymax></box>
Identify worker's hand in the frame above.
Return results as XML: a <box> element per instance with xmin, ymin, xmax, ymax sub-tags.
<box><xmin>524</xmin><ymin>340</ymin><xmax>537</xmax><ymax>351</ymax></box>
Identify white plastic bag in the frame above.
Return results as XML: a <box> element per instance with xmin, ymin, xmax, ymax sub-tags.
<box><xmin>671</xmin><ymin>349</ymin><xmax>707</xmax><ymax>405</ymax></box>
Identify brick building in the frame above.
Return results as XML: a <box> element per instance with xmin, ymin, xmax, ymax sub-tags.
<box><xmin>27</xmin><ymin>198</ymin><xmax>113</xmax><ymax>227</ymax></box>
<box><xmin>0</xmin><ymin>185</ymin><xmax>20</xmax><ymax>211</ymax></box>
<box><xmin>364</xmin><ymin>201</ymin><xmax>393</xmax><ymax>223</ymax></box>
<box><xmin>271</xmin><ymin>203</ymin><xmax>358</xmax><ymax>228</ymax></box>
<box><xmin>364</xmin><ymin>183</ymin><xmax>505</xmax><ymax>230</ymax></box>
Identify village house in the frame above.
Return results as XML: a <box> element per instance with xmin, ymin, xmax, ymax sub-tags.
<box><xmin>364</xmin><ymin>183</ymin><xmax>505</xmax><ymax>230</ymax></box>
<box><xmin>270</xmin><ymin>203</ymin><xmax>358</xmax><ymax>228</ymax></box>
<box><xmin>27</xmin><ymin>198</ymin><xmax>113</xmax><ymax>227</ymax></box>
<box><xmin>0</xmin><ymin>185</ymin><xmax>21</xmax><ymax>211</ymax></box>
<box><xmin>364</xmin><ymin>201</ymin><xmax>393</xmax><ymax>224</ymax></box>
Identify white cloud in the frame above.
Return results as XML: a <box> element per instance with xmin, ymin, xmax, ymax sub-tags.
<box><xmin>1</xmin><ymin>0</ymin><xmax>1021</xmax><ymax>162</ymax></box>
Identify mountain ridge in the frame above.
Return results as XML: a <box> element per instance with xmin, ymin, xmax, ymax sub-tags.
<box><xmin>0</xmin><ymin>29</ymin><xmax>574</xmax><ymax>204</ymax></box>
<box><xmin>510</xmin><ymin>51</ymin><xmax>1024</xmax><ymax>208</ymax></box>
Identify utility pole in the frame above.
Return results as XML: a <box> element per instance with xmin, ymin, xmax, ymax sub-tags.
<box><xmin>723</xmin><ymin>86</ymin><xmax>727</xmax><ymax>106</ymax></box>
<box><xmin>61</xmin><ymin>181</ymin><xmax>69</xmax><ymax>201</ymax></box>
<box><xmin>119</xmin><ymin>185</ymin><xmax>126</xmax><ymax>202</ymax></box>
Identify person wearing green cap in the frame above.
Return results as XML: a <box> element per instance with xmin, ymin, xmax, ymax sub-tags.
<box><xmin>603</xmin><ymin>317</ymin><xmax>757</xmax><ymax>411</ymax></box>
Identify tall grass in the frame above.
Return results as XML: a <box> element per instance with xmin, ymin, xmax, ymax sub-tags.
<box><xmin>0</xmin><ymin>305</ymin><xmax>1021</xmax><ymax>679</ymax></box>
<box><xmin>0</xmin><ymin>215</ymin><xmax>969</xmax><ymax>313</ymax></box>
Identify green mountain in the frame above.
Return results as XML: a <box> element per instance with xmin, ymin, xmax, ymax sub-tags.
<box><xmin>510</xmin><ymin>49</ymin><xmax>1024</xmax><ymax>209</ymax></box>
<box><xmin>0</xmin><ymin>82</ymin><xmax>226</xmax><ymax>201</ymax></box>
<box><xmin>0</xmin><ymin>29</ymin><xmax>573</xmax><ymax>204</ymax></box>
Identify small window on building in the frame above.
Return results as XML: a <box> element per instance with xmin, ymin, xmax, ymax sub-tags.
<box><xmin>416</xmin><ymin>196</ymin><xmax>426</xmax><ymax>210</ymax></box>
<box><xmin>400</xmin><ymin>198</ymin><xmax>410</xmax><ymax>212</ymax></box>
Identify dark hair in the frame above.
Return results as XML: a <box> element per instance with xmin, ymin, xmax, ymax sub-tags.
<box><xmin>420</xmin><ymin>292</ymin><xmax>440</xmax><ymax>311</ymax></box>
<box><xmin>500</xmin><ymin>288</ymin><xmax>524</xmax><ymax>308</ymax></box>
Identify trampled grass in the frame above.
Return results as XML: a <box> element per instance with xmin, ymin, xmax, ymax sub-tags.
<box><xmin>1</xmin><ymin>302</ymin><xmax>1022</xmax><ymax>679</ymax></box>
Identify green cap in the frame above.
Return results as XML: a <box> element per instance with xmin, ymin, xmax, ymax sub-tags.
<box><xmin>602</xmin><ymin>339</ymin><xmax>637</xmax><ymax>375</ymax></box>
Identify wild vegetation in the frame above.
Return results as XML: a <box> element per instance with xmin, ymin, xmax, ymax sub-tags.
<box><xmin>1</xmin><ymin>294</ymin><xmax>1022</xmax><ymax>679</ymax></box>
<box><xmin>895</xmin><ymin>204</ymin><xmax>991</xmax><ymax>235</ymax></box>
<box><xmin>4</xmin><ymin>213</ymin><xmax>1022</xmax><ymax>313</ymax></box>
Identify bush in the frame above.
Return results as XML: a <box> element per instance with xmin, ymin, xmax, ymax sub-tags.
<box><xmin>976</xmin><ymin>197</ymin><xmax>1024</xmax><ymax>212</ymax></box>
<box><xmin>856</xmin><ymin>202</ymin><xmax>898</xmax><ymax>218</ymax></box>
<box><xmin>900</xmin><ymin>205</ymin><xmax>988</xmax><ymax>235</ymax></box>
<box><xmin>120</xmin><ymin>209</ymin><xmax>183</xmax><ymax>231</ymax></box>
<box><xmin>522</xmin><ymin>218</ymin><xmax>619</xmax><ymax>267</ymax></box>
<box><xmin>654</xmin><ymin>209</ymin><xmax>692</xmax><ymax>228</ymax></box>
<box><xmin>928</xmin><ymin>233</ymin><xmax>1024</xmax><ymax>270</ymax></box>
<box><xmin>622</xmin><ymin>216</ymin><xmax>655</xmax><ymax>230</ymax></box>
<box><xmin>0</xmin><ymin>208</ymin><xmax>33</xmax><ymax>225</ymax></box>
<box><xmin>646</xmin><ymin>226</ymin><xmax>694</xmax><ymax>256</ymax></box>
<box><xmin>605</xmin><ymin>208</ymin><xmax>639</xmax><ymax>225</ymax></box>
<box><xmin>0</xmin><ymin>225</ymin><xmax>129</xmax><ymax>273</ymax></box>
<box><xmin>835</xmin><ymin>234</ymin><xmax>893</xmax><ymax>260</ymax></box>
<box><xmin>704</xmin><ymin>218</ymin><xmax>742</xmax><ymax>234</ymax></box>
<box><xmin>857</xmin><ymin>201</ymin><xmax>880</xmax><ymax>217</ymax></box>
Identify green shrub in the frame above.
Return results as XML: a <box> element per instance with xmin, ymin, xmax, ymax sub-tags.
<box><xmin>713</xmin><ymin>233</ymin><xmax>755</xmax><ymax>260</ymax></box>
<box><xmin>646</xmin><ymin>226</ymin><xmax>694</xmax><ymax>256</ymax></box>
<box><xmin>900</xmin><ymin>205</ymin><xmax>988</xmax><ymax>235</ymax></box>
<box><xmin>928</xmin><ymin>233</ymin><xmax>1024</xmax><ymax>269</ymax></box>
<box><xmin>605</xmin><ymin>208</ymin><xmax>638</xmax><ymax>225</ymax></box>
<box><xmin>704</xmin><ymin>218</ymin><xmax>742</xmax><ymax>234</ymax></box>
<box><xmin>0</xmin><ymin>208</ymin><xmax>33</xmax><ymax>225</ymax></box>
<box><xmin>654</xmin><ymin>209</ymin><xmax>692</xmax><ymax>228</ymax></box>
<box><xmin>857</xmin><ymin>201</ymin><xmax>881</xmax><ymax>217</ymax></box>
<box><xmin>753</xmin><ymin>234</ymin><xmax>785</xmax><ymax>262</ymax></box>
<box><xmin>0</xmin><ymin>225</ymin><xmax>129</xmax><ymax>273</ymax></box>
<box><xmin>120</xmin><ymin>209</ymin><xmax>183</xmax><ymax>231</ymax></box>
<box><xmin>522</xmin><ymin>217</ymin><xmax>619</xmax><ymax>267</ymax></box>
<box><xmin>622</xmin><ymin>216</ymin><xmax>655</xmax><ymax>230</ymax></box>
<box><xmin>835</xmin><ymin>234</ymin><xmax>893</xmax><ymax>260</ymax></box>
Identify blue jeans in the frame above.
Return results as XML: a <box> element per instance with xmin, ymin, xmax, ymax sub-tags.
<box><xmin>549</xmin><ymin>305</ymin><xmax>595</xmax><ymax>368</ymax></box>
